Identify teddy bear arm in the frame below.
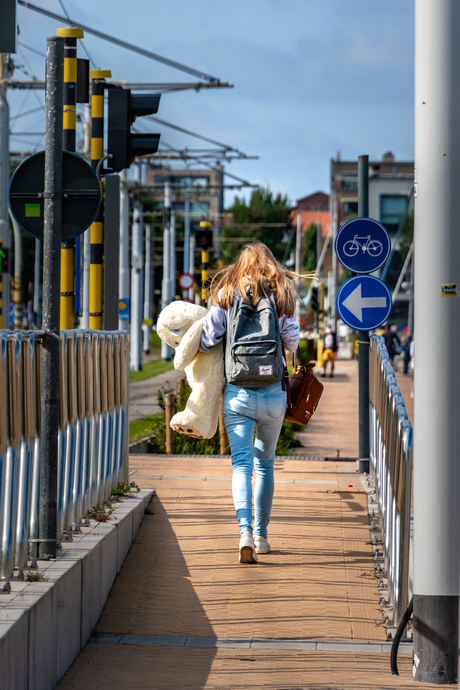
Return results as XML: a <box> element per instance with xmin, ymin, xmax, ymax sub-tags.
<box><xmin>174</xmin><ymin>317</ymin><xmax>206</xmax><ymax>370</ymax></box>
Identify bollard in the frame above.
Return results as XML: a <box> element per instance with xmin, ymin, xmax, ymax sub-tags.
<box><xmin>165</xmin><ymin>393</ymin><xmax>175</xmax><ymax>454</ymax></box>
<box><xmin>219</xmin><ymin>412</ymin><xmax>229</xmax><ymax>455</ymax></box>
<box><xmin>177</xmin><ymin>377</ymin><xmax>186</xmax><ymax>402</ymax></box>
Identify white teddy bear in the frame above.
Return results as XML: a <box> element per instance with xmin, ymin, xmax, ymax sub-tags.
<box><xmin>156</xmin><ymin>301</ymin><xmax>225</xmax><ymax>439</ymax></box>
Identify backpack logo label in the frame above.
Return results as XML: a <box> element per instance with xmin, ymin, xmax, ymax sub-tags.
<box><xmin>259</xmin><ymin>365</ymin><xmax>273</xmax><ymax>376</ymax></box>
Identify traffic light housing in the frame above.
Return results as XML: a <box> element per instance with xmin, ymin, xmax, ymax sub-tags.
<box><xmin>196</xmin><ymin>221</ymin><xmax>213</xmax><ymax>250</ymax></box>
<box><xmin>310</xmin><ymin>286</ymin><xmax>319</xmax><ymax>311</ymax></box>
<box><xmin>107</xmin><ymin>86</ymin><xmax>161</xmax><ymax>172</ymax></box>
<box><xmin>0</xmin><ymin>247</ymin><xmax>8</xmax><ymax>273</ymax></box>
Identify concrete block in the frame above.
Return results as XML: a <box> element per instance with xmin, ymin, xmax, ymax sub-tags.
<box><xmin>132</xmin><ymin>499</ymin><xmax>146</xmax><ymax>538</ymax></box>
<box><xmin>81</xmin><ymin>540</ymin><xmax>102</xmax><ymax>647</ymax></box>
<box><xmin>185</xmin><ymin>636</ymin><xmax>251</xmax><ymax>648</ymax></box>
<box><xmin>0</xmin><ymin>609</ymin><xmax>28</xmax><ymax>690</ymax></box>
<box><xmin>116</xmin><ymin>509</ymin><xmax>133</xmax><ymax>571</ymax></box>
<box><xmin>100</xmin><ymin>522</ymin><xmax>118</xmax><ymax>604</ymax></box>
<box><xmin>28</xmin><ymin>585</ymin><xmax>57</xmax><ymax>690</ymax></box>
<box><xmin>55</xmin><ymin>560</ymin><xmax>82</xmax><ymax>682</ymax></box>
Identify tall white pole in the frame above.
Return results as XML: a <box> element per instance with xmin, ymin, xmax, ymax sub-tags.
<box><xmin>295</xmin><ymin>211</ymin><xmax>301</xmax><ymax>323</ymax></box>
<box><xmin>130</xmin><ymin>161</ymin><xmax>143</xmax><ymax>370</ymax></box>
<box><xmin>184</xmin><ymin>196</ymin><xmax>190</xmax><ymax>284</ymax></box>
<box><xmin>414</xmin><ymin>0</ymin><xmax>460</xmax><ymax>683</ymax></box>
<box><xmin>118</xmin><ymin>169</ymin><xmax>130</xmax><ymax>330</ymax></box>
<box><xmin>170</xmin><ymin>210</ymin><xmax>176</xmax><ymax>302</ymax></box>
<box><xmin>161</xmin><ymin>181</ymin><xmax>173</xmax><ymax>360</ymax></box>
<box><xmin>189</xmin><ymin>233</ymin><xmax>195</xmax><ymax>301</ymax></box>
<box><xmin>143</xmin><ymin>224</ymin><xmax>152</xmax><ymax>353</ymax></box>
<box><xmin>0</xmin><ymin>55</ymin><xmax>11</xmax><ymax>329</ymax></box>
<box><xmin>80</xmin><ymin>102</ymin><xmax>92</xmax><ymax>330</ymax></box>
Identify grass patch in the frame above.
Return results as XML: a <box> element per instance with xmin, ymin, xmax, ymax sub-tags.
<box><xmin>129</xmin><ymin>413</ymin><xmax>163</xmax><ymax>442</ymax></box>
<box><xmin>129</xmin><ymin>358</ymin><xmax>174</xmax><ymax>383</ymax></box>
<box><xmin>24</xmin><ymin>570</ymin><xmax>48</xmax><ymax>582</ymax></box>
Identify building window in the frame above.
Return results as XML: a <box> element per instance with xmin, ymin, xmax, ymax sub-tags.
<box><xmin>343</xmin><ymin>201</ymin><xmax>358</xmax><ymax>217</ymax></box>
<box><xmin>341</xmin><ymin>179</ymin><xmax>358</xmax><ymax>189</ymax></box>
<box><xmin>309</xmin><ymin>204</ymin><xmax>316</xmax><ymax>211</ymax></box>
<box><xmin>191</xmin><ymin>201</ymin><xmax>210</xmax><ymax>214</ymax></box>
<box><xmin>176</xmin><ymin>176</ymin><xmax>209</xmax><ymax>189</ymax></box>
<box><xmin>380</xmin><ymin>195</ymin><xmax>409</xmax><ymax>232</ymax></box>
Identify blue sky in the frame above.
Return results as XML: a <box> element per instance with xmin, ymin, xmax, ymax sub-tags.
<box><xmin>11</xmin><ymin>0</ymin><xmax>415</xmax><ymax>206</ymax></box>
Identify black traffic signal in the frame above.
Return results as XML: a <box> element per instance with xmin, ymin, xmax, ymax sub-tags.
<box><xmin>0</xmin><ymin>247</ymin><xmax>8</xmax><ymax>273</ymax></box>
<box><xmin>310</xmin><ymin>286</ymin><xmax>319</xmax><ymax>311</ymax></box>
<box><xmin>195</xmin><ymin>228</ymin><xmax>213</xmax><ymax>250</ymax></box>
<box><xmin>107</xmin><ymin>87</ymin><xmax>161</xmax><ymax>172</ymax></box>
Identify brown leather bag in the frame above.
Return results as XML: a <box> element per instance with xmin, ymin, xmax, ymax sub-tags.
<box><xmin>284</xmin><ymin>352</ymin><xmax>324</xmax><ymax>425</ymax></box>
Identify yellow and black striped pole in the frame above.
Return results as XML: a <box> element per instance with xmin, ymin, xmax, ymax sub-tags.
<box><xmin>199</xmin><ymin>221</ymin><xmax>211</xmax><ymax>304</ymax></box>
<box><xmin>57</xmin><ymin>28</ymin><xmax>84</xmax><ymax>330</ymax></box>
<box><xmin>89</xmin><ymin>69</ymin><xmax>111</xmax><ymax>330</ymax></box>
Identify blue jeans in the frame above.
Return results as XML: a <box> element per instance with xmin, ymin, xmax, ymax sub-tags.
<box><xmin>222</xmin><ymin>381</ymin><xmax>286</xmax><ymax>537</ymax></box>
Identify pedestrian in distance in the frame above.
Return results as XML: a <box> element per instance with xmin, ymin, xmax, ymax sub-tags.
<box><xmin>321</xmin><ymin>325</ymin><xmax>338</xmax><ymax>378</ymax></box>
<box><xmin>383</xmin><ymin>322</ymin><xmax>400</xmax><ymax>365</ymax></box>
<box><xmin>199</xmin><ymin>242</ymin><xmax>303</xmax><ymax>564</ymax></box>
<box><xmin>402</xmin><ymin>338</ymin><xmax>411</xmax><ymax>376</ymax></box>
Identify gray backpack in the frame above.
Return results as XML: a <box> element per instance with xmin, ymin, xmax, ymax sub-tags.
<box><xmin>225</xmin><ymin>291</ymin><xmax>284</xmax><ymax>387</ymax></box>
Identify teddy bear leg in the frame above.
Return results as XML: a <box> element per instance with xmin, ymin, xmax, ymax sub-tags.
<box><xmin>171</xmin><ymin>387</ymin><xmax>222</xmax><ymax>439</ymax></box>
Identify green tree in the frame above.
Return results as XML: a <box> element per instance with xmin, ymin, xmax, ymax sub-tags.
<box><xmin>302</xmin><ymin>222</ymin><xmax>317</xmax><ymax>272</ymax></box>
<box><xmin>220</xmin><ymin>188</ymin><xmax>293</xmax><ymax>264</ymax></box>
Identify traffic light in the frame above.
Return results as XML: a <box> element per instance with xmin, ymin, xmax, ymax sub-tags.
<box><xmin>310</xmin><ymin>286</ymin><xmax>319</xmax><ymax>311</ymax></box>
<box><xmin>195</xmin><ymin>221</ymin><xmax>213</xmax><ymax>250</ymax></box>
<box><xmin>107</xmin><ymin>86</ymin><xmax>161</xmax><ymax>172</ymax></box>
<box><xmin>0</xmin><ymin>247</ymin><xmax>8</xmax><ymax>273</ymax></box>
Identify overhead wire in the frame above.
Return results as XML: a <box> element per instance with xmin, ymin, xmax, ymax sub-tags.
<box><xmin>56</xmin><ymin>0</ymin><xmax>98</xmax><ymax>69</ymax></box>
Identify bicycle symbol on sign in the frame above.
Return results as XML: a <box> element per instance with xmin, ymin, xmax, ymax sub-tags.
<box><xmin>343</xmin><ymin>235</ymin><xmax>383</xmax><ymax>258</ymax></box>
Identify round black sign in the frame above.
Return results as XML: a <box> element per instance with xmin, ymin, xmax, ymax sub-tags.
<box><xmin>8</xmin><ymin>150</ymin><xmax>101</xmax><ymax>241</ymax></box>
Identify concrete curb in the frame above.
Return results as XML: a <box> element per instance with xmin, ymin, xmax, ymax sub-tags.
<box><xmin>0</xmin><ymin>488</ymin><xmax>154</xmax><ymax>690</ymax></box>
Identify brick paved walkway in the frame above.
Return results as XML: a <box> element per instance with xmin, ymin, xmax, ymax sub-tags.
<box><xmin>57</xmin><ymin>360</ymin><xmax>427</xmax><ymax>689</ymax></box>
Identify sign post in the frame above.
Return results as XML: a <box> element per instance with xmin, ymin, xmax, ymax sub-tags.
<box><xmin>335</xmin><ymin>155</ymin><xmax>393</xmax><ymax>474</ymax></box>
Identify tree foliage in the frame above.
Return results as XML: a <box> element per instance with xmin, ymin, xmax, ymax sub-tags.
<box><xmin>220</xmin><ymin>188</ymin><xmax>293</xmax><ymax>264</ymax></box>
<box><xmin>302</xmin><ymin>222</ymin><xmax>317</xmax><ymax>272</ymax></box>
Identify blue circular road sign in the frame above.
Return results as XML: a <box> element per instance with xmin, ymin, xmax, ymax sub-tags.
<box><xmin>335</xmin><ymin>217</ymin><xmax>391</xmax><ymax>274</ymax></box>
<box><xmin>336</xmin><ymin>275</ymin><xmax>392</xmax><ymax>331</ymax></box>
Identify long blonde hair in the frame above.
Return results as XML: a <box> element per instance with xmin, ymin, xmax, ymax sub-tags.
<box><xmin>210</xmin><ymin>242</ymin><xmax>314</xmax><ymax>318</ymax></box>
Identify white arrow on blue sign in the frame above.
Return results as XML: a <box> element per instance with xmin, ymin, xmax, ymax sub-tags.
<box><xmin>336</xmin><ymin>275</ymin><xmax>392</xmax><ymax>331</ymax></box>
<box><xmin>335</xmin><ymin>216</ymin><xmax>391</xmax><ymax>274</ymax></box>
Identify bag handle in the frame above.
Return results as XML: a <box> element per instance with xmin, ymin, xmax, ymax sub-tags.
<box><xmin>291</xmin><ymin>346</ymin><xmax>316</xmax><ymax>372</ymax></box>
<box><xmin>284</xmin><ymin>365</ymin><xmax>292</xmax><ymax>409</ymax></box>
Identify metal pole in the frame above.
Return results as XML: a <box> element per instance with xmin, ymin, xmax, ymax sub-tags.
<box><xmin>118</xmin><ymin>169</ymin><xmax>130</xmax><ymax>330</ymax></box>
<box><xmin>170</xmin><ymin>210</ymin><xmax>176</xmax><ymax>302</ymax></box>
<box><xmin>189</xmin><ymin>232</ymin><xmax>195</xmax><ymax>301</ymax></box>
<box><xmin>40</xmin><ymin>35</ymin><xmax>64</xmax><ymax>560</ymax></box>
<box><xmin>80</xmin><ymin>102</ymin><xmax>91</xmax><ymax>329</ymax></box>
<box><xmin>10</xmin><ymin>213</ymin><xmax>22</xmax><ymax>328</ymax></box>
<box><xmin>0</xmin><ymin>54</ymin><xmax>11</xmax><ymax>329</ymax></box>
<box><xmin>33</xmin><ymin>238</ymin><xmax>41</xmax><ymax>326</ymax></box>
<box><xmin>184</xmin><ymin>196</ymin><xmax>190</xmax><ymax>278</ymax></box>
<box><xmin>161</xmin><ymin>181</ymin><xmax>172</xmax><ymax>360</ymax></box>
<box><xmin>89</xmin><ymin>69</ymin><xmax>111</xmax><ymax>330</ymax></box>
<box><xmin>130</xmin><ymin>193</ymin><xmax>143</xmax><ymax>371</ymax></box>
<box><xmin>143</xmin><ymin>223</ymin><xmax>151</xmax><ymax>353</ymax></box>
<box><xmin>295</xmin><ymin>211</ymin><xmax>301</xmax><ymax>323</ymax></box>
<box><xmin>414</xmin><ymin>1</ymin><xmax>460</xmax><ymax>682</ymax></box>
<box><xmin>331</xmin><ymin>191</ymin><xmax>338</xmax><ymax>330</ymax></box>
<box><xmin>58</xmin><ymin>28</ymin><xmax>83</xmax><ymax>330</ymax></box>
<box><xmin>357</xmin><ymin>154</ymin><xmax>370</xmax><ymax>474</ymax></box>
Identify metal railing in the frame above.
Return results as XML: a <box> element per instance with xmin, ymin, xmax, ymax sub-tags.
<box><xmin>0</xmin><ymin>329</ymin><xmax>129</xmax><ymax>579</ymax></box>
<box><xmin>369</xmin><ymin>335</ymin><xmax>413</xmax><ymax>630</ymax></box>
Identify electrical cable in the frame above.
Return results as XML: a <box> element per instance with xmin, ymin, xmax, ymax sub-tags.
<box><xmin>18</xmin><ymin>0</ymin><xmax>223</xmax><ymax>83</ymax></box>
<box><xmin>56</xmin><ymin>0</ymin><xmax>98</xmax><ymax>68</ymax></box>
<box><xmin>146</xmin><ymin>115</ymin><xmax>248</xmax><ymax>156</ymax></box>
<box><xmin>390</xmin><ymin>596</ymin><xmax>413</xmax><ymax>676</ymax></box>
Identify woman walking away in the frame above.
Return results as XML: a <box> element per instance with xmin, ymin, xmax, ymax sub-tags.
<box><xmin>199</xmin><ymin>242</ymin><xmax>300</xmax><ymax>563</ymax></box>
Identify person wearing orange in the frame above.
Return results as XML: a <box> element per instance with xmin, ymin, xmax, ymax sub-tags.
<box><xmin>322</xmin><ymin>326</ymin><xmax>338</xmax><ymax>378</ymax></box>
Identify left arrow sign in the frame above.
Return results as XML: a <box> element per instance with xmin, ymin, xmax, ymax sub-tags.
<box><xmin>342</xmin><ymin>283</ymin><xmax>386</xmax><ymax>322</ymax></box>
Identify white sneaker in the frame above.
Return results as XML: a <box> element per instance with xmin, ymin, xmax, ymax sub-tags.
<box><xmin>239</xmin><ymin>531</ymin><xmax>258</xmax><ymax>563</ymax></box>
<box><xmin>254</xmin><ymin>536</ymin><xmax>270</xmax><ymax>554</ymax></box>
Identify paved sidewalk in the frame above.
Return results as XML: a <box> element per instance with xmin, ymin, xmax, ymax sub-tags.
<box><xmin>129</xmin><ymin>368</ymin><xmax>185</xmax><ymax>421</ymax></box>
<box><xmin>58</xmin><ymin>358</ymin><xmax>425</xmax><ymax>689</ymax></box>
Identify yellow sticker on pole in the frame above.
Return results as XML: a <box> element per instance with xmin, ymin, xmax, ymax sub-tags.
<box><xmin>441</xmin><ymin>284</ymin><xmax>458</xmax><ymax>296</ymax></box>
